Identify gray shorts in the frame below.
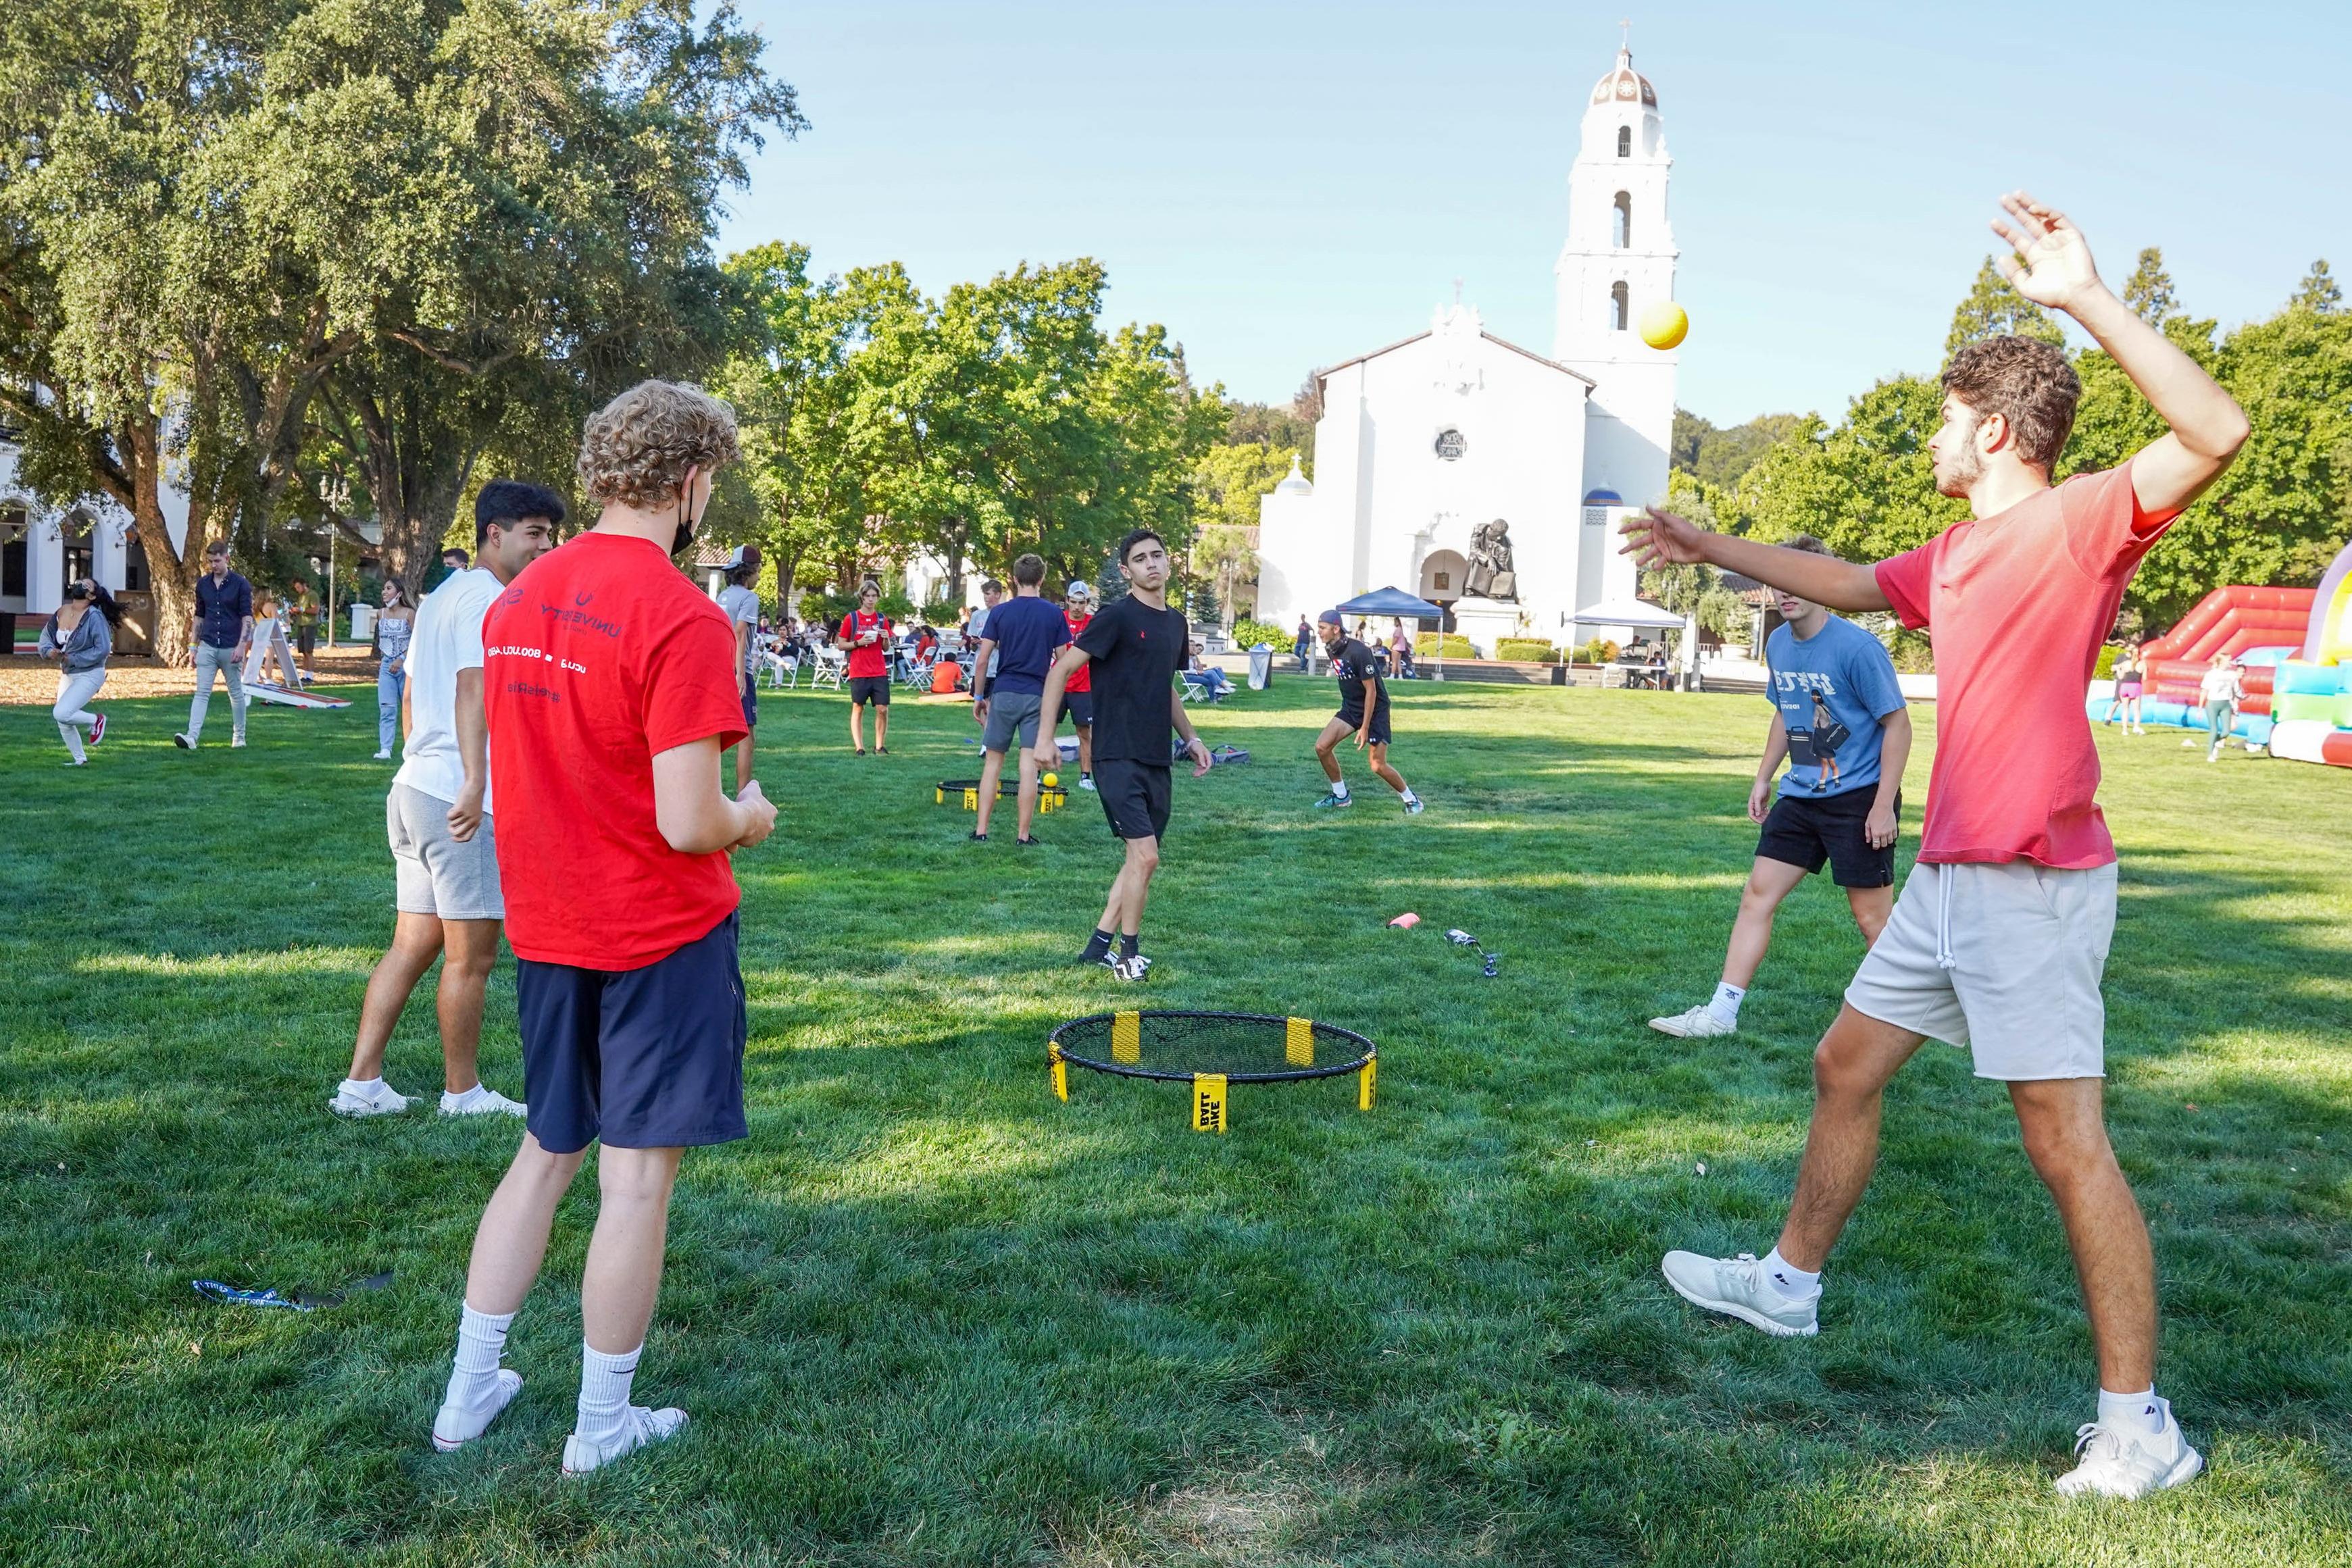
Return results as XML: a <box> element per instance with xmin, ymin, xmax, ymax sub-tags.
<box><xmin>1844</xmin><ymin>859</ymin><xmax>2118</xmax><ymax>1081</ymax></box>
<box><xmin>387</xmin><ymin>782</ymin><xmax>505</xmax><ymax>921</ymax></box>
<box><xmin>982</xmin><ymin>691</ymin><xmax>1043</xmax><ymax>753</ymax></box>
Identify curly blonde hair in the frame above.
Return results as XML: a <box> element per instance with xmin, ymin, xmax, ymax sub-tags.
<box><xmin>576</xmin><ymin>380</ymin><xmax>741</xmax><ymax>509</ymax></box>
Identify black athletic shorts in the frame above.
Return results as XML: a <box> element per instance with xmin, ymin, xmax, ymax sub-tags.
<box><xmin>1756</xmin><ymin>787</ymin><xmax>1899</xmax><ymax>888</ymax></box>
<box><xmin>295</xmin><ymin>624</ymin><xmax>318</xmax><ymax>655</ymax></box>
<box><xmin>848</xmin><ymin>674</ymin><xmax>891</xmax><ymax>707</ymax></box>
<box><xmin>1094</xmin><ymin>757</ymin><xmax>1172</xmax><ymax>841</ymax></box>
<box><xmin>1066</xmin><ymin>691</ymin><xmax>1095</xmax><ymax>727</ymax></box>
<box><xmin>516</xmin><ymin>911</ymin><xmax>749</xmax><ymax>1154</ymax></box>
<box><xmin>1336</xmin><ymin>702</ymin><xmax>1393</xmax><ymax>747</ymax></box>
<box><xmin>740</xmin><ymin>681</ymin><xmax>757</xmax><ymax>732</ymax></box>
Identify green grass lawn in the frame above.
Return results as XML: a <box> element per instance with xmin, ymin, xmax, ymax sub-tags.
<box><xmin>3</xmin><ymin>672</ymin><xmax>2349</xmax><ymax>1567</ymax></box>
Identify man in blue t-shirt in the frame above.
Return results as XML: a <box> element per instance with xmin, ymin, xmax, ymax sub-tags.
<box><xmin>969</xmin><ymin>553</ymin><xmax>1070</xmax><ymax>844</ymax></box>
<box><xmin>1651</xmin><ymin>536</ymin><xmax>1912</xmax><ymax>1039</ymax></box>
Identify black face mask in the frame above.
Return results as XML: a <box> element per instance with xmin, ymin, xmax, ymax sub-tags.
<box><xmin>671</xmin><ymin>486</ymin><xmax>697</xmax><ymax>558</ymax></box>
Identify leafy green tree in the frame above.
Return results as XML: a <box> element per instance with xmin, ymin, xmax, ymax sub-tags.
<box><xmin>1946</xmin><ymin>256</ymin><xmax>2068</xmax><ymax>355</ymax></box>
<box><xmin>1672</xmin><ymin>407</ymin><xmax>1804</xmax><ymax>488</ymax></box>
<box><xmin>1187</xmin><ymin>442</ymin><xmax>1295</xmax><ymax>624</ymax></box>
<box><xmin>0</xmin><ymin>0</ymin><xmax>796</xmax><ymax>656</ymax></box>
<box><xmin>2293</xmin><ymin>259</ymin><xmax>2342</xmax><ymax>314</ymax></box>
<box><xmin>2122</xmin><ymin>247</ymin><xmax>2178</xmax><ymax>324</ymax></box>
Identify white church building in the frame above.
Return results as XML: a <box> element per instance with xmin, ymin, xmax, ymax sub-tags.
<box><xmin>1257</xmin><ymin>42</ymin><xmax>1680</xmax><ymax>654</ymax></box>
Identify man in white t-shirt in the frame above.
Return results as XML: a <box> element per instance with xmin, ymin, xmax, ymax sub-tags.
<box><xmin>714</xmin><ymin>545</ymin><xmax>761</xmax><ymax>790</ymax></box>
<box><xmin>331</xmin><ymin>480</ymin><xmax>561</xmax><ymax>1118</ymax></box>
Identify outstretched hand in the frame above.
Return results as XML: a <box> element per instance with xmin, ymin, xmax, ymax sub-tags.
<box><xmin>1185</xmin><ymin>736</ymin><xmax>1212</xmax><ymax>778</ymax></box>
<box><xmin>1991</xmin><ymin>191</ymin><xmax>2101</xmax><ymax>313</ymax></box>
<box><xmin>1618</xmin><ymin>508</ymin><xmax>1713</xmax><ymax>571</ymax></box>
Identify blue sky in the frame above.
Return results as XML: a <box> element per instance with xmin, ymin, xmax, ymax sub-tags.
<box><xmin>721</xmin><ymin>1</ymin><xmax>2351</xmax><ymax>425</ymax></box>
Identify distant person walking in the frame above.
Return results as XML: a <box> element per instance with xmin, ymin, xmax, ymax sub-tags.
<box><xmin>1293</xmin><ymin>615</ymin><xmax>1314</xmax><ymax>672</ymax></box>
<box><xmin>714</xmin><ymin>545</ymin><xmax>762</xmax><ymax>790</ymax></box>
<box><xmin>331</xmin><ymin>479</ymin><xmax>564</xmax><ymax>1123</ymax></box>
<box><xmin>2198</xmin><ymin>653</ymin><xmax>2243</xmax><ymax>763</ymax></box>
<box><xmin>40</xmin><ymin>579</ymin><xmax>116</xmax><ymax>765</ymax></box>
<box><xmin>2104</xmin><ymin>638</ymin><xmax>2146</xmax><ymax>732</ymax></box>
<box><xmin>374</xmin><ymin>580</ymin><xmax>416</xmax><ymax>760</ymax></box>
<box><xmin>289</xmin><ymin>574</ymin><xmax>322</xmax><ymax>679</ymax></box>
<box><xmin>176</xmin><ymin>541</ymin><xmax>251</xmax><ymax>750</ymax></box>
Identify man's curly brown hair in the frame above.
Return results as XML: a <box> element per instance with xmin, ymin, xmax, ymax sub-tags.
<box><xmin>576</xmin><ymin>380</ymin><xmax>741</xmax><ymax>509</ymax></box>
<box><xmin>1941</xmin><ymin>335</ymin><xmax>2081</xmax><ymax>471</ymax></box>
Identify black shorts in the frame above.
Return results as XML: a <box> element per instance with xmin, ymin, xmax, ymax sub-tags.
<box><xmin>295</xmin><ymin>624</ymin><xmax>318</xmax><ymax>655</ymax></box>
<box><xmin>1756</xmin><ymin>788</ymin><xmax>1898</xmax><ymax>888</ymax></box>
<box><xmin>1094</xmin><ymin>758</ymin><xmax>1172</xmax><ymax>841</ymax></box>
<box><xmin>1065</xmin><ymin>691</ymin><xmax>1095</xmax><ymax>727</ymax></box>
<box><xmin>516</xmin><ymin>911</ymin><xmax>749</xmax><ymax>1154</ymax></box>
<box><xmin>740</xmin><ymin>682</ymin><xmax>757</xmax><ymax>731</ymax></box>
<box><xmin>848</xmin><ymin>675</ymin><xmax>891</xmax><ymax>707</ymax></box>
<box><xmin>1336</xmin><ymin>703</ymin><xmax>1393</xmax><ymax>747</ymax></box>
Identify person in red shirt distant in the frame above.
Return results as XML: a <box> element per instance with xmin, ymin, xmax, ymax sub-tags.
<box><xmin>1061</xmin><ymin>580</ymin><xmax>1097</xmax><ymax>790</ymax></box>
<box><xmin>1623</xmin><ymin>193</ymin><xmax>2248</xmax><ymax>1502</ymax></box>
<box><xmin>836</xmin><ymin>580</ymin><xmax>893</xmax><ymax>755</ymax></box>
<box><xmin>430</xmin><ymin>380</ymin><xmax>777</xmax><ymax>1477</ymax></box>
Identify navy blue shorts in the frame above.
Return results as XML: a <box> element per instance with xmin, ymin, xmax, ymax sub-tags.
<box><xmin>516</xmin><ymin>912</ymin><xmax>749</xmax><ymax>1153</ymax></box>
<box><xmin>741</xmin><ymin>681</ymin><xmax>757</xmax><ymax>732</ymax></box>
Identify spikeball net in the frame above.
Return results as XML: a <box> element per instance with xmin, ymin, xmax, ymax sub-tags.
<box><xmin>1048</xmin><ymin>1010</ymin><xmax>1377</xmax><ymax>1134</ymax></box>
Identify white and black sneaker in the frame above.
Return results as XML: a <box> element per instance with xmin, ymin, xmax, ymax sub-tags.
<box><xmin>1109</xmin><ymin>953</ymin><xmax>1151</xmax><ymax>982</ymax></box>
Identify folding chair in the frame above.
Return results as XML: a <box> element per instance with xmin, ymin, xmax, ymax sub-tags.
<box><xmin>1178</xmin><ymin>670</ymin><xmax>1209</xmax><ymax>704</ymax></box>
<box><xmin>810</xmin><ymin>647</ymin><xmax>846</xmax><ymax>690</ymax></box>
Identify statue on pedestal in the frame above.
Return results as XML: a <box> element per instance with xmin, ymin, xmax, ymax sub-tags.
<box><xmin>1466</xmin><ymin>520</ymin><xmax>1518</xmax><ymax>602</ymax></box>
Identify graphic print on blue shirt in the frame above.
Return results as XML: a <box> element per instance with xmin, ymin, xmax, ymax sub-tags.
<box><xmin>1765</xmin><ymin>616</ymin><xmax>1905</xmax><ymax>798</ymax></box>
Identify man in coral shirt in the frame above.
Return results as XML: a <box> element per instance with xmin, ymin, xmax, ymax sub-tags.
<box><xmin>1623</xmin><ymin>194</ymin><xmax>2249</xmax><ymax>1500</ymax></box>
<box><xmin>429</xmin><ymin>380</ymin><xmax>776</xmax><ymax>1477</ymax></box>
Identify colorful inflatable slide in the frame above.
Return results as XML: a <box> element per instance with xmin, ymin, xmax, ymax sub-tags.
<box><xmin>2091</xmin><ymin>538</ymin><xmax>2352</xmax><ymax>767</ymax></box>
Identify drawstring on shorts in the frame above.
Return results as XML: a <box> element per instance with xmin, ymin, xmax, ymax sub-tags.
<box><xmin>1934</xmin><ymin>864</ymin><xmax>1959</xmax><ymax>971</ymax></box>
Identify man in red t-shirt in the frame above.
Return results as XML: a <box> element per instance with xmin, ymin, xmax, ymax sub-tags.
<box><xmin>1061</xmin><ymin>580</ymin><xmax>1097</xmax><ymax>789</ymax></box>
<box><xmin>835</xmin><ymin>580</ymin><xmax>893</xmax><ymax>755</ymax></box>
<box><xmin>1622</xmin><ymin>195</ymin><xmax>2248</xmax><ymax>1501</ymax></box>
<box><xmin>430</xmin><ymin>380</ymin><xmax>777</xmax><ymax>1477</ymax></box>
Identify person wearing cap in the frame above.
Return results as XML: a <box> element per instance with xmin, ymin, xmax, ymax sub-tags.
<box><xmin>1061</xmin><ymin>580</ymin><xmax>1098</xmax><ymax>790</ymax></box>
<box><xmin>715</xmin><ymin>545</ymin><xmax>762</xmax><ymax>789</ymax></box>
<box><xmin>1313</xmin><ymin>608</ymin><xmax>1423</xmax><ymax>815</ymax></box>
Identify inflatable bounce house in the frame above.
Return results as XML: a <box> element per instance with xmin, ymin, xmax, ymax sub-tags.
<box><xmin>2092</xmin><ymin>538</ymin><xmax>2352</xmax><ymax>768</ymax></box>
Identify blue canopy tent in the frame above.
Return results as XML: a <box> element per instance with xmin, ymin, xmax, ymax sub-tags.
<box><xmin>1332</xmin><ymin>586</ymin><xmax>1449</xmax><ymax>678</ymax></box>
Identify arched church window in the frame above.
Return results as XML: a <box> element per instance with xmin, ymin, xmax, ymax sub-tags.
<box><xmin>1610</xmin><ymin>282</ymin><xmax>1629</xmax><ymax>331</ymax></box>
<box><xmin>1617</xmin><ymin>125</ymin><xmax>1632</xmax><ymax>157</ymax></box>
<box><xmin>1612</xmin><ymin>192</ymin><xmax>1632</xmax><ymax>249</ymax></box>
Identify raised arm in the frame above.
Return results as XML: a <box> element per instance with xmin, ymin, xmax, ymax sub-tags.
<box><xmin>1990</xmin><ymin>193</ymin><xmax>2248</xmax><ymax>517</ymax></box>
<box><xmin>1620</xmin><ymin>515</ymin><xmax>1888</xmax><ymax>613</ymax></box>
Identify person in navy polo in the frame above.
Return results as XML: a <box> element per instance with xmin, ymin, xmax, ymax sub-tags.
<box><xmin>176</xmin><ymin>540</ymin><xmax>253</xmax><ymax>750</ymax></box>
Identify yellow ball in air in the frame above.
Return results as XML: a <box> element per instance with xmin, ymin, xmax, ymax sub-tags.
<box><xmin>1638</xmin><ymin>299</ymin><xmax>1688</xmax><ymax>351</ymax></box>
<box><xmin>1042</xmin><ymin>772</ymin><xmax>1059</xmax><ymax>788</ymax></box>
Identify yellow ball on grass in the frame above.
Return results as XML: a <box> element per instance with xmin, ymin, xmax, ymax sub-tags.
<box><xmin>1638</xmin><ymin>299</ymin><xmax>1688</xmax><ymax>351</ymax></box>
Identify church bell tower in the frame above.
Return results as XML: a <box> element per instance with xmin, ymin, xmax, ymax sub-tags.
<box><xmin>1554</xmin><ymin>32</ymin><xmax>1678</xmax><ymax>516</ymax></box>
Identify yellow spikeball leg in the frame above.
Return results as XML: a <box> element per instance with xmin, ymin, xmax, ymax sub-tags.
<box><xmin>1638</xmin><ymin>299</ymin><xmax>1688</xmax><ymax>351</ymax></box>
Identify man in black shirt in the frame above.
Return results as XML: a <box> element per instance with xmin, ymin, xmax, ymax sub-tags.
<box><xmin>1313</xmin><ymin>609</ymin><xmax>1423</xmax><ymax>814</ymax></box>
<box><xmin>1033</xmin><ymin>530</ymin><xmax>1211</xmax><ymax>980</ymax></box>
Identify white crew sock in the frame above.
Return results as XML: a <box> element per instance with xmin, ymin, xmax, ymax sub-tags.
<box><xmin>1709</xmin><ymin>982</ymin><xmax>1747</xmax><ymax>1023</ymax></box>
<box><xmin>1329</xmin><ymin>779</ymin><xmax>1349</xmax><ymax>800</ymax></box>
<box><xmin>1398</xmin><ymin>785</ymin><xmax>1418</xmax><ymax>803</ymax></box>
<box><xmin>445</xmin><ymin>1303</ymin><xmax>516</xmax><ymax>1409</ymax></box>
<box><xmin>2098</xmin><ymin>1386</ymin><xmax>2169</xmax><ymax>1435</ymax></box>
<box><xmin>576</xmin><ymin>1342</ymin><xmax>643</xmax><ymax>1444</ymax></box>
<box><xmin>442</xmin><ymin>1084</ymin><xmax>487</xmax><ymax>1111</ymax></box>
<box><xmin>339</xmin><ymin>1076</ymin><xmax>390</xmax><ymax>1101</ymax></box>
<box><xmin>1761</xmin><ymin>1247</ymin><xmax>1820</xmax><ymax>1300</ymax></box>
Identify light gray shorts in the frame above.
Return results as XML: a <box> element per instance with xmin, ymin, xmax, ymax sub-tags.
<box><xmin>387</xmin><ymin>781</ymin><xmax>504</xmax><ymax>921</ymax></box>
<box><xmin>982</xmin><ymin>691</ymin><xmax>1043</xmax><ymax>753</ymax></box>
<box><xmin>1845</xmin><ymin>859</ymin><xmax>2118</xmax><ymax>1081</ymax></box>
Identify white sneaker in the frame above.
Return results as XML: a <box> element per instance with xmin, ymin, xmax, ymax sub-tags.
<box><xmin>2055</xmin><ymin>1415</ymin><xmax>2203</xmax><ymax>1500</ymax></box>
<box><xmin>562</xmin><ymin>1405</ymin><xmax>688</xmax><ymax>1475</ymax></box>
<box><xmin>1660</xmin><ymin>1250</ymin><xmax>1820</xmax><ymax>1338</ymax></box>
<box><xmin>441</xmin><ymin>1086</ymin><xmax>527</xmax><ymax>1117</ymax></box>
<box><xmin>231</xmin><ymin>734</ymin><xmax>247</xmax><ymax>749</ymax></box>
<box><xmin>431</xmin><ymin>1368</ymin><xmax>524</xmax><ymax>1452</ymax></box>
<box><xmin>330</xmin><ymin>1081</ymin><xmax>412</xmax><ymax>1117</ymax></box>
<box><xmin>373</xmin><ymin>748</ymin><xmax>393</xmax><ymax>761</ymax></box>
<box><xmin>1649</xmin><ymin>1005</ymin><xmax>1736</xmax><ymax>1038</ymax></box>
<box><xmin>1078</xmin><ymin>774</ymin><xmax>1096</xmax><ymax>791</ymax></box>
<box><xmin>1109</xmin><ymin>953</ymin><xmax>1151</xmax><ymax>982</ymax></box>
